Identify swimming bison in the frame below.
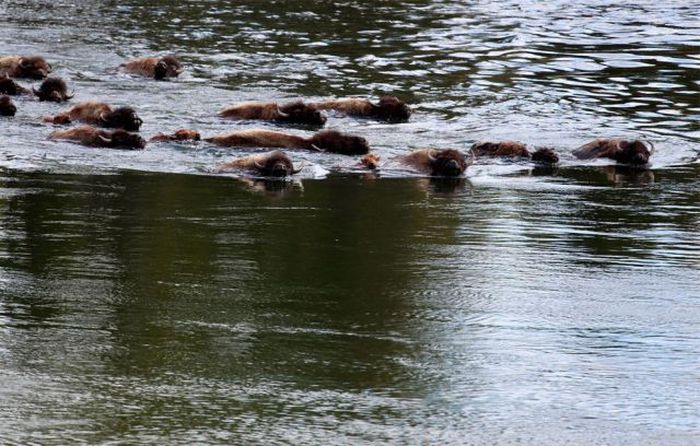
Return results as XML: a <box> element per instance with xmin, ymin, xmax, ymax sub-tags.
<box><xmin>0</xmin><ymin>55</ymin><xmax>51</xmax><ymax>79</ymax></box>
<box><xmin>311</xmin><ymin>96</ymin><xmax>411</xmax><ymax>123</ymax></box>
<box><xmin>149</xmin><ymin>129</ymin><xmax>201</xmax><ymax>142</ymax></box>
<box><xmin>44</xmin><ymin>101</ymin><xmax>143</xmax><ymax>131</ymax></box>
<box><xmin>120</xmin><ymin>56</ymin><xmax>183</xmax><ymax>80</ymax></box>
<box><xmin>471</xmin><ymin>140</ymin><xmax>559</xmax><ymax>165</ymax></box>
<box><xmin>0</xmin><ymin>73</ymin><xmax>30</xmax><ymax>95</ymax></box>
<box><xmin>215</xmin><ymin>151</ymin><xmax>303</xmax><ymax>177</ymax></box>
<box><xmin>573</xmin><ymin>138</ymin><xmax>654</xmax><ymax>165</ymax></box>
<box><xmin>33</xmin><ymin>77</ymin><xmax>73</xmax><ymax>102</ymax></box>
<box><xmin>0</xmin><ymin>95</ymin><xmax>17</xmax><ymax>116</ymax></box>
<box><xmin>205</xmin><ymin>129</ymin><xmax>369</xmax><ymax>155</ymax></box>
<box><xmin>49</xmin><ymin>126</ymin><xmax>146</xmax><ymax>150</ymax></box>
<box><xmin>219</xmin><ymin>100</ymin><xmax>326</xmax><ymax>126</ymax></box>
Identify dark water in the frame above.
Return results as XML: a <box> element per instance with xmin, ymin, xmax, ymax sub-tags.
<box><xmin>1</xmin><ymin>1</ymin><xmax>700</xmax><ymax>444</ymax></box>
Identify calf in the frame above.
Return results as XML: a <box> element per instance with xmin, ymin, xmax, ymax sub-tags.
<box><xmin>471</xmin><ymin>140</ymin><xmax>559</xmax><ymax>165</ymax></box>
<box><xmin>49</xmin><ymin>126</ymin><xmax>146</xmax><ymax>150</ymax></box>
<box><xmin>149</xmin><ymin>129</ymin><xmax>201</xmax><ymax>142</ymax></box>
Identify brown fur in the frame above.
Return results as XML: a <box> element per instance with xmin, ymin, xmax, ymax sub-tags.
<box><xmin>0</xmin><ymin>95</ymin><xmax>17</xmax><ymax>116</ymax></box>
<box><xmin>471</xmin><ymin>141</ymin><xmax>560</xmax><ymax>165</ymax></box>
<box><xmin>573</xmin><ymin>138</ymin><xmax>653</xmax><ymax>165</ymax></box>
<box><xmin>0</xmin><ymin>55</ymin><xmax>51</xmax><ymax>79</ymax></box>
<box><xmin>0</xmin><ymin>73</ymin><xmax>31</xmax><ymax>95</ymax></box>
<box><xmin>398</xmin><ymin>149</ymin><xmax>473</xmax><ymax>177</ymax></box>
<box><xmin>215</xmin><ymin>151</ymin><xmax>300</xmax><ymax>177</ymax></box>
<box><xmin>43</xmin><ymin>101</ymin><xmax>142</xmax><ymax>131</ymax></box>
<box><xmin>33</xmin><ymin>77</ymin><xmax>73</xmax><ymax>102</ymax></box>
<box><xmin>49</xmin><ymin>126</ymin><xmax>145</xmax><ymax>150</ymax></box>
<box><xmin>120</xmin><ymin>55</ymin><xmax>183</xmax><ymax>80</ymax></box>
<box><xmin>204</xmin><ymin>128</ymin><xmax>369</xmax><ymax>155</ymax></box>
<box><xmin>360</xmin><ymin>153</ymin><xmax>381</xmax><ymax>170</ymax></box>
<box><xmin>149</xmin><ymin>129</ymin><xmax>201</xmax><ymax>142</ymax></box>
<box><xmin>308</xmin><ymin>130</ymin><xmax>370</xmax><ymax>155</ymax></box>
<box><xmin>311</xmin><ymin>95</ymin><xmax>411</xmax><ymax>122</ymax></box>
<box><xmin>219</xmin><ymin>100</ymin><xmax>326</xmax><ymax>125</ymax></box>
<box><xmin>471</xmin><ymin>141</ymin><xmax>530</xmax><ymax>158</ymax></box>
<box><xmin>204</xmin><ymin>129</ymin><xmax>310</xmax><ymax>149</ymax></box>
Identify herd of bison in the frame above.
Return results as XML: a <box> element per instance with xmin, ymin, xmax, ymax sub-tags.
<box><xmin>1</xmin><ymin>55</ymin><xmax>655</xmax><ymax>178</ymax></box>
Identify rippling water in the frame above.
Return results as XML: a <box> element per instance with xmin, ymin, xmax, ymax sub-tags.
<box><xmin>1</xmin><ymin>1</ymin><xmax>699</xmax><ymax>445</ymax></box>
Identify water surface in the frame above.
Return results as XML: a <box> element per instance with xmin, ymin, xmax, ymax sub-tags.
<box><xmin>1</xmin><ymin>1</ymin><xmax>699</xmax><ymax>444</ymax></box>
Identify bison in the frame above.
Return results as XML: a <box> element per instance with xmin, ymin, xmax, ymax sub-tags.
<box><xmin>120</xmin><ymin>55</ymin><xmax>183</xmax><ymax>80</ymax></box>
<box><xmin>0</xmin><ymin>55</ymin><xmax>51</xmax><ymax>79</ymax></box>
<box><xmin>471</xmin><ymin>140</ymin><xmax>559</xmax><ymax>165</ymax></box>
<box><xmin>215</xmin><ymin>151</ymin><xmax>303</xmax><ymax>177</ymax></box>
<box><xmin>0</xmin><ymin>95</ymin><xmax>17</xmax><ymax>116</ymax></box>
<box><xmin>149</xmin><ymin>129</ymin><xmax>201</xmax><ymax>142</ymax></box>
<box><xmin>205</xmin><ymin>128</ymin><xmax>370</xmax><ymax>155</ymax></box>
<box><xmin>219</xmin><ymin>100</ymin><xmax>326</xmax><ymax>126</ymax></box>
<box><xmin>573</xmin><ymin>138</ymin><xmax>653</xmax><ymax>165</ymax></box>
<box><xmin>43</xmin><ymin>101</ymin><xmax>143</xmax><ymax>131</ymax></box>
<box><xmin>311</xmin><ymin>95</ymin><xmax>411</xmax><ymax>122</ymax></box>
<box><xmin>396</xmin><ymin>149</ymin><xmax>474</xmax><ymax>177</ymax></box>
<box><xmin>32</xmin><ymin>77</ymin><xmax>73</xmax><ymax>102</ymax></box>
<box><xmin>0</xmin><ymin>73</ymin><xmax>31</xmax><ymax>95</ymax></box>
<box><xmin>49</xmin><ymin>126</ymin><xmax>146</xmax><ymax>150</ymax></box>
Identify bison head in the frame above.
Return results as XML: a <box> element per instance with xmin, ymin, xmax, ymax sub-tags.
<box><xmin>309</xmin><ymin>130</ymin><xmax>370</xmax><ymax>155</ymax></box>
<box><xmin>0</xmin><ymin>74</ymin><xmax>29</xmax><ymax>95</ymax></box>
<box><xmin>374</xmin><ymin>96</ymin><xmax>411</xmax><ymax>122</ymax></box>
<box><xmin>105</xmin><ymin>130</ymin><xmax>146</xmax><ymax>150</ymax></box>
<box><xmin>17</xmin><ymin>56</ymin><xmax>51</xmax><ymax>79</ymax></box>
<box><xmin>531</xmin><ymin>147</ymin><xmax>559</xmax><ymax>165</ymax></box>
<box><xmin>428</xmin><ymin>149</ymin><xmax>473</xmax><ymax>177</ymax></box>
<box><xmin>0</xmin><ymin>95</ymin><xmax>17</xmax><ymax>116</ymax></box>
<box><xmin>154</xmin><ymin>55</ymin><xmax>183</xmax><ymax>80</ymax></box>
<box><xmin>278</xmin><ymin>101</ymin><xmax>326</xmax><ymax>126</ymax></box>
<box><xmin>614</xmin><ymin>140</ymin><xmax>653</xmax><ymax>165</ymax></box>
<box><xmin>172</xmin><ymin>129</ymin><xmax>201</xmax><ymax>141</ymax></box>
<box><xmin>33</xmin><ymin>77</ymin><xmax>73</xmax><ymax>102</ymax></box>
<box><xmin>254</xmin><ymin>151</ymin><xmax>300</xmax><ymax>177</ymax></box>
<box><xmin>101</xmin><ymin>107</ymin><xmax>143</xmax><ymax>131</ymax></box>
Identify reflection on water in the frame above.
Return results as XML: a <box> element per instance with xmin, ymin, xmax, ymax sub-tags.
<box><xmin>1</xmin><ymin>0</ymin><xmax>700</xmax><ymax>444</ymax></box>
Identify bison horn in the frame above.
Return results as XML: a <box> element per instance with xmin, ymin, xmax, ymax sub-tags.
<box><xmin>292</xmin><ymin>162</ymin><xmax>306</xmax><ymax>175</ymax></box>
<box><xmin>276</xmin><ymin>107</ymin><xmax>289</xmax><ymax>118</ymax></box>
<box><xmin>254</xmin><ymin>159</ymin><xmax>266</xmax><ymax>170</ymax></box>
<box><xmin>98</xmin><ymin>135</ymin><xmax>112</xmax><ymax>144</ymax></box>
<box><xmin>47</xmin><ymin>63</ymin><xmax>53</xmax><ymax>73</ymax></box>
<box><xmin>309</xmin><ymin>144</ymin><xmax>323</xmax><ymax>152</ymax></box>
<box><xmin>466</xmin><ymin>149</ymin><xmax>475</xmax><ymax>166</ymax></box>
<box><xmin>427</xmin><ymin>149</ymin><xmax>438</xmax><ymax>162</ymax></box>
<box><xmin>643</xmin><ymin>139</ymin><xmax>655</xmax><ymax>156</ymax></box>
<box><xmin>18</xmin><ymin>58</ymin><xmax>29</xmax><ymax>69</ymax></box>
<box><xmin>32</xmin><ymin>87</ymin><xmax>40</xmax><ymax>96</ymax></box>
<box><xmin>65</xmin><ymin>90</ymin><xmax>75</xmax><ymax>99</ymax></box>
<box><xmin>100</xmin><ymin>112</ymin><xmax>109</xmax><ymax>122</ymax></box>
